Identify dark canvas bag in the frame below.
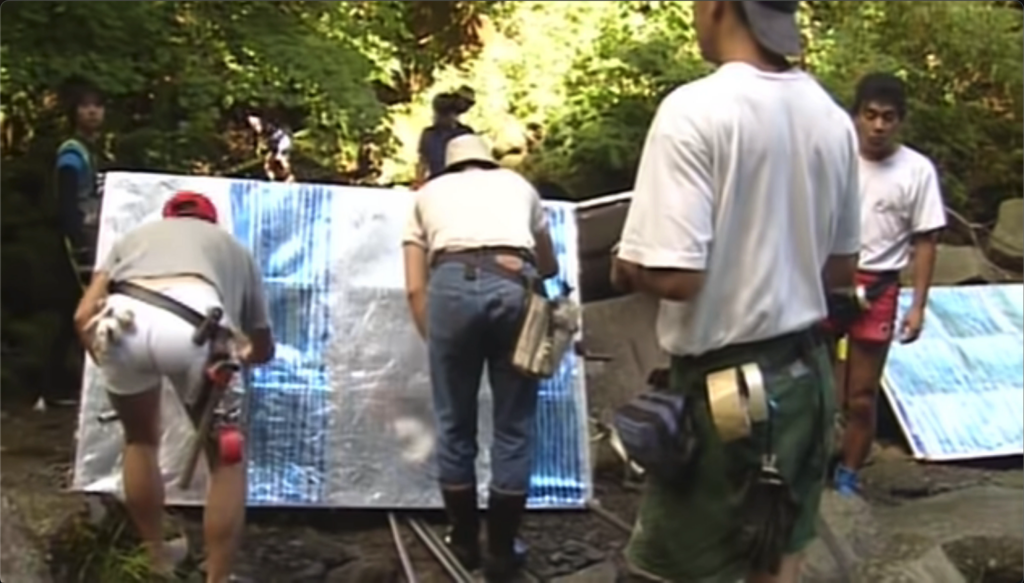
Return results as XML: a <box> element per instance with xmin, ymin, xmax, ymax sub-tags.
<box><xmin>612</xmin><ymin>371</ymin><xmax>697</xmax><ymax>483</ymax></box>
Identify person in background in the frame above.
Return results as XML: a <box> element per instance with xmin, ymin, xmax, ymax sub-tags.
<box><xmin>56</xmin><ymin>77</ymin><xmax>106</xmax><ymax>274</ymax></box>
<box><xmin>74</xmin><ymin>192</ymin><xmax>275</xmax><ymax>583</ymax></box>
<box><xmin>830</xmin><ymin>73</ymin><xmax>945</xmax><ymax>497</ymax></box>
<box><xmin>414</xmin><ymin>86</ymin><xmax>476</xmax><ymax>186</ymax></box>
<box><xmin>47</xmin><ymin>77</ymin><xmax>107</xmax><ymax>407</ymax></box>
<box><xmin>402</xmin><ymin>134</ymin><xmax>559</xmax><ymax>581</ymax></box>
<box><xmin>611</xmin><ymin>2</ymin><xmax>860</xmax><ymax>582</ymax></box>
<box><xmin>247</xmin><ymin>113</ymin><xmax>294</xmax><ymax>182</ymax></box>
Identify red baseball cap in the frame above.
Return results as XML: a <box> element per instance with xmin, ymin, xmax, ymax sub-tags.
<box><xmin>162</xmin><ymin>191</ymin><xmax>218</xmax><ymax>224</ymax></box>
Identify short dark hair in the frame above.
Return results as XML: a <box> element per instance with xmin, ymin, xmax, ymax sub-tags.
<box><xmin>432</xmin><ymin>91</ymin><xmax>473</xmax><ymax>117</ymax></box>
<box><xmin>59</xmin><ymin>76</ymin><xmax>105</xmax><ymax>125</ymax></box>
<box><xmin>853</xmin><ymin>73</ymin><xmax>907</xmax><ymax>119</ymax></box>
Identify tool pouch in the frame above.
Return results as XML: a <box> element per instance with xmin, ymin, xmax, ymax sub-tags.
<box><xmin>511</xmin><ymin>286</ymin><xmax>580</xmax><ymax>379</ymax></box>
<box><xmin>612</xmin><ymin>370</ymin><xmax>698</xmax><ymax>484</ymax></box>
<box><xmin>86</xmin><ymin>302</ymin><xmax>137</xmax><ymax>363</ymax></box>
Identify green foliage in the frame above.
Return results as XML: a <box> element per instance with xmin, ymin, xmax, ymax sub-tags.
<box><xmin>49</xmin><ymin>504</ymin><xmax>158</xmax><ymax>583</ymax></box>
<box><xmin>2</xmin><ymin>1</ymin><xmax>1020</xmax><ymax>400</ymax></box>
<box><xmin>522</xmin><ymin>1</ymin><xmax>709</xmax><ymax>195</ymax></box>
<box><xmin>520</xmin><ymin>1</ymin><xmax>1023</xmax><ymax>207</ymax></box>
<box><xmin>0</xmin><ymin>1</ymin><xmax>503</xmax><ymax>399</ymax></box>
<box><xmin>804</xmin><ymin>1</ymin><xmax>1023</xmax><ymax>219</ymax></box>
<box><xmin>1</xmin><ymin>1</ymin><xmax>388</xmax><ymax>173</ymax></box>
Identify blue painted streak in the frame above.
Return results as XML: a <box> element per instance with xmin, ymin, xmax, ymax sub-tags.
<box><xmin>230</xmin><ymin>181</ymin><xmax>333</xmax><ymax>504</ymax></box>
<box><xmin>527</xmin><ymin>205</ymin><xmax>588</xmax><ymax>508</ymax></box>
<box><xmin>884</xmin><ymin>285</ymin><xmax>1024</xmax><ymax>460</ymax></box>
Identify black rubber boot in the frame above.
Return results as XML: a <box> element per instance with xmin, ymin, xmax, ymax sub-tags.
<box><xmin>483</xmin><ymin>490</ymin><xmax>527</xmax><ymax>582</ymax></box>
<box><xmin>441</xmin><ymin>486</ymin><xmax>481</xmax><ymax>571</ymax></box>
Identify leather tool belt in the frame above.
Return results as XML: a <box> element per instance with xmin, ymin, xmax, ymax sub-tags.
<box><xmin>431</xmin><ymin>247</ymin><xmax>579</xmax><ymax>379</ymax></box>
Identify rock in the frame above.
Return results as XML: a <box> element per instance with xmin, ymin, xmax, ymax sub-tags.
<box><xmin>0</xmin><ymin>492</ymin><xmax>53</xmax><ymax>583</ymax></box>
<box><xmin>804</xmin><ymin>491</ymin><xmax>885</xmax><ymax>582</ymax></box>
<box><xmin>860</xmin><ymin>455</ymin><xmax>998</xmax><ymax>503</ymax></box>
<box><xmin>899</xmin><ymin>244</ymin><xmax>1007</xmax><ymax>285</ymax></box>
<box><xmin>855</xmin><ymin>544</ymin><xmax>967</xmax><ymax>583</ymax></box>
<box><xmin>807</xmin><ymin>486</ymin><xmax>1023</xmax><ymax>583</ymax></box>
<box><xmin>988</xmin><ymin>198</ymin><xmax>1024</xmax><ymax>268</ymax></box>
<box><xmin>582</xmin><ymin>294</ymin><xmax>668</xmax><ymax>434</ymax></box>
<box><xmin>566</xmin><ymin>540</ymin><xmax>606</xmax><ymax>564</ymax></box>
<box><xmin>289</xmin><ymin>559</ymin><xmax>327</xmax><ymax>581</ymax></box>
<box><xmin>943</xmin><ymin>535</ymin><xmax>1024</xmax><ymax>583</ymax></box>
<box><xmin>324</xmin><ymin>559</ymin><xmax>400</xmax><ymax>583</ymax></box>
<box><xmin>874</xmin><ymin>486</ymin><xmax>1022</xmax><ymax>543</ymax></box>
<box><xmin>551</xmin><ymin>560</ymin><xmax>618</xmax><ymax>583</ymax></box>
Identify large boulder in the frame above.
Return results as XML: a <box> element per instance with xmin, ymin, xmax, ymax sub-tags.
<box><xmin>899</xmin><ymin>243</ymin><xmax>1012</xmax><ymax>286</ymax></box>
<box><xmin>805</xmin><ymin>486</ymin><xmax>1023</xmax><ymax>583</ymax></box>
<box><xmin>988</xmin><ymin>198</ymin><xmax>1024</xmax><ymax>269</ymax></box>
<box><xmin>575</xmin><ymin>194</ymin><xmax>630</xmax><ymax>302</ymax></box>
<box><xmin>0</xmin><ymin>491</ymin><xmax>54</xmax><ymax>583</ymax></box>
<box><xmin>581</xmin><ymin>293</ymin><xmax>667</xmax><ymax>420</ymax></box>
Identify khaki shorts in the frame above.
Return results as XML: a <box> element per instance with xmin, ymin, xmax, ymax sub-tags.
<box><xmin>625</xmin><ymin>329</ymin><xmax>834</xmax><ymax>582</ymax></box>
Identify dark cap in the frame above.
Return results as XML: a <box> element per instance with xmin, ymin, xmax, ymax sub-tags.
<box><xmin>738</xmin><ymin>1</ymin><xmax>802</xmax><ymax>57</ymax></box>
<box><xmin>162</xmin><ymin>191</ymin><xmax>219</xmax><ymax>224</ymax></box>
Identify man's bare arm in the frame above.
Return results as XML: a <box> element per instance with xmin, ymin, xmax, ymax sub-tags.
<box><xmin>823</xmin><ymin>253</ymin><xmax>858</xmax><ymax>290</ymax></box>
<box><xmin>611</xmin><ymin>256</ymin><xmax>705</xmax><ymax>302</ymax></box>
<box><xmin>908</xmin><ymin>231</ymin><xmax>939</xmax><ymax>310</ymax></box>
<box><xmin>403</xmin><ymin>243</ymin><xmax>430</xmax><ymax>339</ymax></box>
<box><xmin>244</xmin><ymin>328</ymin><xmax>275</xmax><ymax>364</ymax></box>
<box><xmin>533</xmin><ymin>229</ymin><xmax>559</xmax><ymax>279</ymax></box>
<box><xmin>73</xmin><ymin>271</ymin><xmax>110</xmax><ymax>361</ymax></box>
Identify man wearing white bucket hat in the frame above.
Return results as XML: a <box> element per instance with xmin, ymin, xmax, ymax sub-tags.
<box><xmin>402</xmin><ymin>134</ymin><xmax>560</xmax><ymax>581</ymax></box>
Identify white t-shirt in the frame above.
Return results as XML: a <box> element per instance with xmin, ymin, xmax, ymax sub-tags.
<box><xmin>858</xmin><ymin>146</ymin><xmax>946</xmax><ymax>272</ymax></box>
<box><xmin>402</xmin><ymin>167</ymin><xmax>548</xmax><ymax>260</ymax></box>
<box><xmin>617</xmin><ymin>62</ymin><xmax>861</xmax><ymax>358</ymax></box>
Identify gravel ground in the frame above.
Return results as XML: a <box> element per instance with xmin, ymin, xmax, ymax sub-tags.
<box><xmin>172</xmin><ymin>471</ymin><xmax>641</xmax><ymax>582</ymax></box>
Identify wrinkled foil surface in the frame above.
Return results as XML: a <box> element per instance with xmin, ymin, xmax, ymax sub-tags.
<box><xmin>72</xmin><ymin>172</ymin><xmax>591</xmax><ymax>509</ymax></box>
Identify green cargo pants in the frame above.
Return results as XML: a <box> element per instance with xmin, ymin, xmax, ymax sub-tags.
<box><xmin>625</xmin><ymin>328</ymin><xmax>834</xmax><ymax>583</ymax></box>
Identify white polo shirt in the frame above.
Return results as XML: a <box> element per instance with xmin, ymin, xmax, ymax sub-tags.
<box><xmin>402</xmin><ymin>167</ymin><xmax>547</xmax><ymax>260</ymax></box>
<box><xmin>858</xmin><ymin>146</ymin><xmax>946</xmax><ymax>272</ymax></box>
<box><xmin>617</xmin><ymin>62</ymin><xmax>861</xmax><ymax>358</ymax></box>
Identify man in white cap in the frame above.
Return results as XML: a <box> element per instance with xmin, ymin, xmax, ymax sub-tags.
<box><xmin>612</xmin><ymin>2</ymin><xmax>861</xmax><ymax>582</ymax></box>
<box><xmin>402</xmin><ymin>134</ymin><xmax>559</xmax><ymax>581</ymax></box>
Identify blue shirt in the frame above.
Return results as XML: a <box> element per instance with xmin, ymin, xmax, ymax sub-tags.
<box><xmin>55</xmin><ymin>138</ymin><xmax>100</xmax><ymax>263</ymax></box>
<box><xmin>419</xmin><ymin>123</ymin><xmax>475</xmax><ymax>177</ymax></box>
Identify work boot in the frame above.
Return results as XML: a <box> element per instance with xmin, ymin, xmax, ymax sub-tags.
<box><xmin>484</xmin><ymin>490</ymin><xmax>527</xmax><ymax>582</ymax></box>
<box><xmin>441</xmin><ymin>486</ymin><xmax>481</xmax><ymax>571</ymax></box>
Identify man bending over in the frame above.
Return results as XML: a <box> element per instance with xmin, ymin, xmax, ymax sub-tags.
<box><xmin>75</xmin><ymin>192</ymin><xmax>275</xmax><ymax>582</ymax></box>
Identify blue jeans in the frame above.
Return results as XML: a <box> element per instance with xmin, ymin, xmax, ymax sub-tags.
<box><xmin>427</xmin><ymin>261</ymin><xmax>540</xmax><ymax>494</ymax></box>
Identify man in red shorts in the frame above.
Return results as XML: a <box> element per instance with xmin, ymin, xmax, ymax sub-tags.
<box><xmin>830</xmin><ymin>73</ymin><xmax>946</xmax><ymax>496</ymax></box>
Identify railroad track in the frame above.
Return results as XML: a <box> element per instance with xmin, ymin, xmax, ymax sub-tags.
<box><xmin>389</xmin><ymin>498</ymin><xmax>634</xmax><ymax>583</ymax></box>
<box><xmin>388</xmin><ymin>495</ymin><xmax>852</xmax><ymax>583</ymax></box>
